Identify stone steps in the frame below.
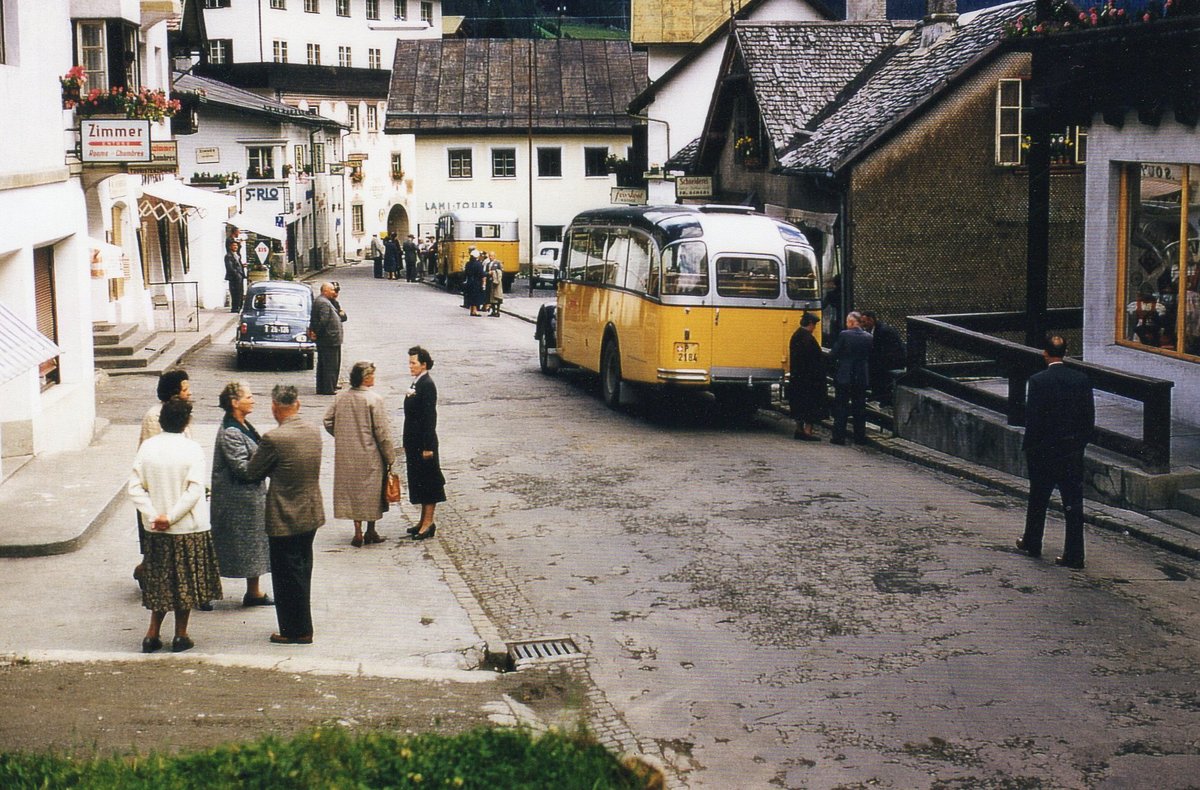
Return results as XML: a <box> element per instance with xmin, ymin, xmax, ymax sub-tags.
<box><xmin>91</xmin><ymin>322</ymin><xmax>139</xmax><ymax>347</ymax></box>
<box><xmin>1173</xmin><ymin>488</ymin><xmax>1200</xmax><ymax>519</ymax></box>
<box><xmin>1149</xmin><ymin>508</ymin><xmax>1200</xmax><ymax>537</ymax></box>
<box><xmin>92</xmin><ymin>326</ymin><xmax>176</xmax><ymax>373</ymax></box>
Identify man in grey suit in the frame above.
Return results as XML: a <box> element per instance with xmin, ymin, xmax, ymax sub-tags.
<box><xmin>309</xmin><ymin>282</ymin><xmax>344</xmax><ymax>395</ymax></box>
<box><xmin>829</xmin><ymin>311</ymin><xmax>874</xmax><ymax>445</ymax></box>
<box><xmin>247</xmin><ymin>384</ymin><xmax>325</xmax><ymax>644</ymax></box>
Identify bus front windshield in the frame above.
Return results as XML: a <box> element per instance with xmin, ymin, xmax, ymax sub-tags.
<box><xmin>662</xmin><ymin>241</ymin><xmax>708</xmax><ymax>296</ymax></box>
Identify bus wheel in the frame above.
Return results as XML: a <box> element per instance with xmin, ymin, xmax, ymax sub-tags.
<box><xmin>502</xmin><ymin>273</ymin><xmax>515</xmax><ymax>293</ymax></box>
<box><xmin>715</xmin><ymin>389</ymin><xmax>759</xmax><ymax>421</ymax></box>
<box><xmin>538</xmin><ymin>334</ymin><xmax>559</xmax><ymax>376</ymax></box>
<box><xmin>600</xmin><ymin>340</ymin><xmax>622</xmax><ymax>409</ymax></box>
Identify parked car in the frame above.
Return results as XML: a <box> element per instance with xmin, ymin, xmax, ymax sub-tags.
<box><xmin>234</xmin><ymin>281</ymin><xmax>315</xmax><ymax>370</ymax></box>
<box><xmin>530</xmin><ymin>241</ymin><xmax>562</xmax><ymax>288</ymax></box>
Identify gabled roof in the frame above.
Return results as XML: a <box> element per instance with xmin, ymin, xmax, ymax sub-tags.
<box><xmin>780</xmin><ymin>0</ymin><xmax>1034</xmax><ymax>174</ymax></box>
<box><xmin>632</xmin><ymin>0</ymin><xmax>756</xmax><ymax>46</ymax></box>
<box><xmin>735</xmin><ymin>20</ymin><xmax>909</xmax><ymax>154</ymax></box>
<box><xmin>174</xmin><ymin>73</ymin><xmax>345</xmax><ymax>129</ymax></box>
<box><xmin>385</xmin><ymin>39</ymin><xmax>648</xmax><ymax>134</ymax></box>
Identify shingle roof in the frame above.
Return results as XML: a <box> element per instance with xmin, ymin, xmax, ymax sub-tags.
<box><xmin>779</xmin><ymin>0</ymin><xmax>1034</xmax><ymax>173</ymax></box>
<box><xmin>385</xmin><ymin>39</ymin><xmax>648</xmax><ymax>134</ymax></box>
<box><xmin>735</xmin><ymin>21</ymin><xmax>909</xmax><ymax>156</ymax></box>
<box><xmin>174</xmin><ymin>73</ymin><xmax>345</xmax><ymax>129</ymax></box>
<box><xmin>666</xmin><ymin>136</ymin><xmax>702</xmax><ymax>170</ymax></box>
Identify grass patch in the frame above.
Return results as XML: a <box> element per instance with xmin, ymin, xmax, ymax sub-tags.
<box><xmin>0</xmin><ymin>725</ymin><xmax>657</xmax><ymax>789</ymax></box>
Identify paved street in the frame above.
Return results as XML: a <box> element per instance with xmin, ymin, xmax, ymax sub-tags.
<box><xmin>16</xmin><ymin>261</ymin><xmax>1200</xmax><ymax>788</ymax></box>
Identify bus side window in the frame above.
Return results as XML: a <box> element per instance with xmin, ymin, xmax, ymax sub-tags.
<box><xmin>606</xmin><ymin>231</ymin><xmax>630</xmax><ymax>288</ymax></box>
<box><xmin>627</xmin><ymin>232</ymin><xmax>653</xmax><ymax>294</ymax></box>
<box><xmin>785</xmin><ymin>246</ymin><xmax>819</xmax><ymax>300</ymax></box>
<box><xmin>663</xmin><ymin>241</ymin><xmax>708</xmax><ymax>296</ymax></box>
<box><xmin>566</xmin><ymin>229</ymin><xmax>590</xmax><ymax>281</ymax></box>
<box><xmin>585</xmin><ymin>229</ymin><xmax>608</xmax><ymax>284</ymax></box>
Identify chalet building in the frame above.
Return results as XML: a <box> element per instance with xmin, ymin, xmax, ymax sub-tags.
<box><xmin>384</xmin><ymin>38</ymin><xmax>648</xmax><ymax>258</ymax></box>
<box><xmin>685</xmin><ymin>0</ymin><xmax>1086</xmax><ymax>339</ymax></box>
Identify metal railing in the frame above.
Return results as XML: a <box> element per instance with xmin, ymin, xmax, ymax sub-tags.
<box><xmin>906</xmin><ymin>309</ymin><xmax>1174</xmax><ymax>473</ymax></box>
<box><xmin>147</xmin><ymin>281</ymin><xmax>200</xmax><ymax>334</ymax></box>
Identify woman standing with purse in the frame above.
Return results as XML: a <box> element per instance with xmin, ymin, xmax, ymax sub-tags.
<box><xmin>324</xmin><ymin>361</ymin><xmax>397</xmax><ymax>547</ymax></box>
<box><xmin>403</xmin><ymin>346</ymin><xmax>446</xmax><ymax>540</ymax></box>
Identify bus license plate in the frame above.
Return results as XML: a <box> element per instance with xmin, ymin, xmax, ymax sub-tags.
<box><xmin>674</xmin><ymin>342</ymin><xmax>698</xmax><ymax>363</ymax></box>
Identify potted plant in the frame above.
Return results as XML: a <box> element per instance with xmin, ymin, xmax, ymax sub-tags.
<box><xmin>69</xmin><ymin>81</ymin><xmax>182</xmax><ymax>121</ymax></box>
<box><xmin>60</xmin><ymin>66</ymin><xmax>86</xmax><ymax>109</ymax></box>
<box><xmin>734</xmin><ymin>136</ymin><xmax>762</xmax><ymax>168</ymax></box>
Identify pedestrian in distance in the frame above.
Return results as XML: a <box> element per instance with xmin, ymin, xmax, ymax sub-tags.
<box><xmin>369</xmin><ymin>233</ymin><xmax>385</xmax><ymax>279</ymax></box>
<box><xmin>403</xmin><ymin>346</ymin><xmax>446</xmax><ymax>541</ymax></box>
<box><xmin>323</xmin><ymin>361</ymin><xmax>397</xmax><ymax>548</ymax></box>
<box><xmin>383</xmin><ymin>234</ymin><xmax>401</xmax><ymax>280</ymax></box>
<box><xmin>485</xmin><ymin>252</ymin><xmax>505</xmax><ymax>317</ymax></box>
<box><xmin>423</xmin><ymin>235</ymin><xmax>437</xmax><ymax>279</ymax></box>
<box><xmin>1016</xmin><ymin>335</ymin><xmax>1095</xmax><ymax>569</ymax></box>
<box><xmin>210</xmin><ymin>382</ymin><xmax>273</xmax><ymax>608</ymax></box>
<box><xmin>309</xmin><ymin>282</ymin><xmax>344</xmax><ymax>395</ymax></box>
<box><xmin>247</xmin><ymin>384</ymin><xmax>325</xmax><ymax>645</ymax></box>
<box><xmin>787</xmin><ymin>312</ymin><xmax>827</xmax><ymax>441</ymax></box>
<box><xmin>463</xmin><ymin>249</ymin><xmax>487</xmax><ymax>317</ymax></box>
<box><xmin>133</xmin><ymin>369</ymin><xmax>193</xmax><ymax>594</ymax></box>
<box><xmin>403</xmin><ymin>234</ymin><xmax>420</xmax><ymax>282</ymax></box>
<box><xmin>860</xmin><ymin>310</ymin><xmax>906</xmax><ymax>407</ymax></box>
<box><xmin>128</xmin><ymin>399</ymin><xmax>223</xmax><ymax>654</ymax></box>
<box><xmin>829</xmin><ymin>311</ymin><xmax>873</xmax><ymax>445</ymax></box>
<box><xmin>224</xmin><ymin>240</ymin><xmax>246</xmax><ymax>313</ymax></box>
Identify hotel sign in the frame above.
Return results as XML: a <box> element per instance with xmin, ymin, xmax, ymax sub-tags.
<box><xmin>611</xmin><ymin>187</ymin><xmax>648</xmax><ymax>205</ymax></box>
<box><xmin>80</xmin><ymin>119</ymin><xmax>152</xmax><ymax>163</ymax></box>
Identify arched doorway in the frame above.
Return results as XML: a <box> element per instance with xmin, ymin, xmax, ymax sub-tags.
<box><xmin>386</xmin><ymin>204</ymin><xmax>410</xmax><ymax>241</ymax></box>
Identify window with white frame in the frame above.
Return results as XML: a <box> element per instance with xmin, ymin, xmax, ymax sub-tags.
<box><xmin>394</xmin><ymin>0</ymin><xmax>407</xmax><ymax>19</ymax></box>
<box><xmin>207</xmin><ymin>39</ymin><xmax>232</xmax><ymax>65</ymax></box>
<box><xmin>247</xmin><ymin>147</ymin><xmax>275</xmax><ymax>179</ymax></box>
<box><xmin>492</xmin><ymin>148</ymin><xmax>516</xmax><ymax>178</ymax></box>
<box><xmin>348</xmin><ymin>105</ymin><xmax>359</xmax><ymax>132</ymax></box>
<box><xmin>204</xmin><ymin>0</ymin><xmax>231</xmax><ymax>7</ymax></box>
<box><xmin>74</xmin><ymin>20</ymin><xmax>139</xmax><ymax>92</ymax></box>
<box><xmin>270</xmin><ymin>0</ymin><xmax>286</xmax><ymax>8</ymax></box>
<box><xmin>366</xmin><ymin>0</ymin><xmax>379</xmax><ymax>19</ymax></box>
<box><xmin>995</xmin><ymin>79</ymin><xmax>1023</xmax><ymax>166</ymax></box>
<box><xmin>420</xmin><ymin>1</ymin><xmax>432</xmax><ymax>24</ymax></box>
<box><xmin>273</xmin><ymin>40</ymin><xmax>288</xmax><ymax>63</ymax></box>
<box><xmin>352</xmin><ymin>204</ymin><xmax>365</xmax><ymax>235</ymax></box>
<box><xmin>304</xmin><ymin>0</ymin><xmax>319</xmax><ymax>12</ymax></box>
<box><xmin>368</xmin><ymin>48</ymin><xmax>381</xmax><ymax>69</ymax></box>
<box><xmin>449</xmin><ymin>149</ymin><xmax>473</xmax><ymax>179</ymax></box>
<box><xmin>77</xmin><ymin>21</ymin><xmax>108</xmax><ymax>90</ymax></box>
<box><xmin>391</xmin><ymin>152</ymin><xmax>404</xmax><ymax>179</ymax></box>
<box><xmin>338</xmin><ymin>46</ymin><xmax>351</xmax><ymax>67</ymax></box>
<box><xmin>336</xmin><ymin>0</ymin><xmax>350</xmax><ymax>16</ymax></box>
<box><xmin>307</xmin><ymin>43</ymin><xmax>320</xmax><ymax>65</ymax></box>
<box><xmin>537</xmin><ymin>147</ymin><xmax>562</xmax><ymax>178</ymax></box>
<box><xmin>584</xmin><ymin>146</ymin><xmax>608</xmax><ymax>177</ymax></box>
<box><xmin>366</xmin><ymin>105</ymin><xmax>378</xmax><ymax>131</ymax></box>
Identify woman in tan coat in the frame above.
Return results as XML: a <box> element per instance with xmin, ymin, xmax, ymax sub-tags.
<box><xmin>323</xmin><ymin>361</ymin><xmax>396</xmax><ymax>546</ymax></box>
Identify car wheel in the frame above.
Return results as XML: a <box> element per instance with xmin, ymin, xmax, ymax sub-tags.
<box><xmin>538</xmin><ymin>333</ymin><xmax>559</xmax><ymax>376</ymax></box>
<box><xmin>600</xmin><ymin>339</ymin><xmax>622</xmax><ymax>410</ymax></box>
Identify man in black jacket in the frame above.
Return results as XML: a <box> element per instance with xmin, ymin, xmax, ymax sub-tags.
<box><xmin>1017</xmin><ymin>335</ymin><xmax>1095</xmax><ymax>569</ymax></box>
<box><xmin>223</xmin><ymin>240</ymin><xmax>246</xmax><ymax>313</ymax></box>
<box><xmin>861</xmin><ymin>311</ymin><xmax>905</xmax><ymax>406</ymax></box>
<box><xmin>829</xmin><ymin>311</ymin><xmax>873</xmax><ymax>445</ymax></box>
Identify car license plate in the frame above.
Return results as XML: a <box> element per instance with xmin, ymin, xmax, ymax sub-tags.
<box><xmin>674</xmin><ymin>342</ymin><xmax>698</xmax><ymax>363</ymax></box>
<box><xmin>266</xmin><ymin>324</ymin><xmax>290</xmax><ymax>334</ymax></box>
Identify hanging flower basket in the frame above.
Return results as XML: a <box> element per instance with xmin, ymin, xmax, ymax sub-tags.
<box><xmin>60</xmin><ymin>66</ymin><xmax>86</xmax><ymax>109</ymax></box>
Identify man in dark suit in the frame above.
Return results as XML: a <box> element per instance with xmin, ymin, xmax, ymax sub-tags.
<box><xmin>1017</xmin><ymin>335</ymin><xmax>1095</xmax><ymax>569</ymax></box>
<box><xmin>247</xmin><ymin>384</ymin><xmax>325</xmax><ymax>644</ymax></box>
<box><xmin>829</xmin><ymin>311</ymin><xmax>873</xmax><ymax>445</ymax></box>
<box><xmin>403</xmin><ymin>234</ymin><xmax>420</xmax><ymax>282</ymax></box>
<box><xmin>308</xmin><ymin>282</ymin><xmax>344</xmax><ymax>395</ymax></box>
<box><xmin>861</xmin><ymin>310</ymin><xmax>906</xmax><ymax>406</ymax></box>
<box><xmin>223</xmin><ymin>240</ymin><xmax>246</xmax><ymax>313</ymax></box>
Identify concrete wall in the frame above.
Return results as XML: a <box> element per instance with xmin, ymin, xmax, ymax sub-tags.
<box><xmin>1082</xmin><ymin>116</ymin><xmax>1200</xmax><ymax>427</ymax></box>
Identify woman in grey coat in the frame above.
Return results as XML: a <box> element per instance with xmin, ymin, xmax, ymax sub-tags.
<box><xmin>210</xmin><ymin>382</ymin><xmax>273</xmax><ymax>606</ymax></box>
<box><xmin>324</xmin><ymin>361</ymin><xmax>397</xmax><ymax>547</ymax></box>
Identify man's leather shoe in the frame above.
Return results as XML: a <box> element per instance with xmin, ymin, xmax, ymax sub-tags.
<box><xmin>1054</xmin><ymin>556</ymin><xmax>1085</xmax><ymax>569</ymax></box>
<box><xmin>270</xmin><ymin>633</ymin><xmax>313</xmax><ymax>645</ymax></box>
<box><xmin>830</xmin><ymin>437</ymin><xmax>846</xmax><ymax>446</ymax></box>
<box><xmin>1015</xmin><ymin>538</ymin><xmax>1041</xmax><ymax>558</ymax></box>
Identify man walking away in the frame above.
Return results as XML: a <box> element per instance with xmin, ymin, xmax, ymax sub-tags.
<box><xmin>309</xmin><ymin>282</ymin><xmax>344</xmax><ymax>395</ymax></box>
<box><xmin>247</xmin><ymin>384</ymin><xmax>325</xmax><ymax>644</ymax></box>
<box><xmin>224</xmin><ymin>240</ymin><xmax>246</xmax><ymax>313</ymax></box>
<box><xmin>369</xmin><ymin>233</ymin><xmax>385</xmax><ymax>279</ymax></box>
<box><xmin>829</xmin><ymin>311</ymin><xmax>873</xmax><ymax>445</ymax></box>
<box><xmin>860</xmin><ymin>311</ymin><xmax>906</xmax><ymax>407</ymax></box>
<box><xmin>403</xmin><ymin>234</ymin><xmax>419</xmax><ymax>282</ymax></box>
<box><xmin>1016</xmin><ymin>335</ymin><xmax>1095</xmax><ymax>569</ymax></box>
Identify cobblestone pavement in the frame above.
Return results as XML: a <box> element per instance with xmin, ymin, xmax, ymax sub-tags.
<box><xmin>96</xmin><ymin>264</ymin><xmax>1200</xmax><ymax>789</ymax></box>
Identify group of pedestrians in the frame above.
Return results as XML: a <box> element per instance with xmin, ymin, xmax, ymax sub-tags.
<box><xmin>371</xmin><ymin>232</ymin><xmax>436</xmax><ymax>283</ymax></box>
<box><xmin>462</xmin><ymin>247</ymin><xmax>505</xmax><ymax>317</ymax></box>
<box><xmin>127</xmin><ymin>347</ymin><xmax>446</xmax><ymax>654</ymax></box>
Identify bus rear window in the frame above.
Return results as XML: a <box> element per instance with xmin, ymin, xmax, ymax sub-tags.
<box><xmin>785</xmin><ymin>246</ymin><xmax>819</xmax><ymax>300</ymax></box>
<box><xmin>662</xmin><ymin>241</ymin><xmax>708</xmax><ymax>296</ymax></box>
<box><xmin>716</xmin><ymin>256</ymin><xmax>779</xmax><ymax>298</ymax></box>
<box><xmin>474</xmin><ymin>224</ymin><xmax>500</xmax><ymax>239</ymax></box>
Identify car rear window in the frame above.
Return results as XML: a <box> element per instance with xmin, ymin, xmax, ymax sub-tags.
<box><xmin>252</xmin><ymin>292</ymin><xmax>307</xmax><ymax>313</ymax></box>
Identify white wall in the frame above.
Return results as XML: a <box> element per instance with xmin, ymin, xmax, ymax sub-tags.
<box><xmin>1083</xmin><ymin>116</ymin><xmax>1200</xmax><ymax>426</ymax></box>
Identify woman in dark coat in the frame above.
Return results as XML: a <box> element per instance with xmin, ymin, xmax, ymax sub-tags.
<box><xmin>403</xmin><ymin>345</ymin><xmax>446</xmax><ymax>541</ymax></box>
<box><xmin>463</xmin><ymin>250</ymin><xmax>486</xmax><ymax>316</ymax></box>
<box><xmin>383</xmin><ymin>235</ymin><xmax>401</xmax><ymax>280</ymax></box>
<box><xmin>788</xmin><ymin>312</ymin><xmax>828</xmax><ymax>441</ymax></box>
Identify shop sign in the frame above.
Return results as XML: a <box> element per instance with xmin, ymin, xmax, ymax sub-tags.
<box><xmin>254</xmin><ymin>241</ymin><xmax>271</xmax><ymax>266</ymax></box>
<box><xmin>611</xmin><ymin>187</ymin><xmax>648</xmax><ymax>205</ymax></box>
<box><xmin>347</xmin><ymin>152</ymin><xmax>368</xmax><ymax>161</ymax></box>
<box><xmin>128</xmin><ymin>141</ymin><xmax>179</xmax><ymax>173</ymax></box>
<box><xmin>242</xmin><ymin>185</ymin><xmax>289</xmax><ymax>209</ymax></box>
<box><xmin>675</xmin><ymin>176</ymin><xmax>712</xmax><ymax>199</ymax></box>
<box><xmin>195</xmin><ymin>147</ymin><xmax>221</xmax><ymax>164</ymax></box>
<box><xmin>423</xmin><ymin>200</ymin><xmax>496</xmax><ymax>211</ymax></box>
<box><xmin>80</xmin><ymin>119</ymin><xmax>152</xmax><ymax>163</ymax></box>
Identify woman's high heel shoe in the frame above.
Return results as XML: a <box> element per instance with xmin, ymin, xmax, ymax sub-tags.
<box><xmin>406</xmin><ymin>525</ymin><xmax>420</xmax><ymax>535</ymax></box>
<box><xmin>412</xmin><ymin>524</ymin><xmax>437</xmax><ymax>541</ymax></box>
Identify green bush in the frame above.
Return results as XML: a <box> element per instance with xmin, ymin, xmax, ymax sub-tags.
<box><xmin>0</xmin><ymin>726</ymin><xmax>653</xmax><ymax>789</ymax></box>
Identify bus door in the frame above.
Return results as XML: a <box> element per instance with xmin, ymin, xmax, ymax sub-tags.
<box><xmin>557</xmin><ymin>228</ymin><xmax>592</xmax><ymax>366</ymax></box>
<box><xmin>660</xmin><ymin>241</ymin><xmax>712</xmax><ymax>378</ymax></box>
<box><xmin>709</xmin><ymin>253</ymin><xmax>788</xmax><ymax>380</ymax></box>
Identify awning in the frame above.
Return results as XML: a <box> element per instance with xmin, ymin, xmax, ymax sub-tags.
<box><xmin>89</xmin><ymin>237</ymin><xmax>128</xmax><ymax>279</ymax></box>
<box><xmin>227</xmin><ymin>212</ymin><xmax>287</xmax><ymax>241</ymax></box>
<box><xmin>0</xmin><ymin>301</ymin><xmax>59</xmax><ymax>387</ymax></box>
<box><xmin>139</xmin><ymin>178</ymin><xmax>236</xmax><ymax>222</ymax></box>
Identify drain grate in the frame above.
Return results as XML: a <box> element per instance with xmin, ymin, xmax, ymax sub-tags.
<box><xmin>507</xmin><ymin>637</ymin><xmax>583</xmax><ymax>667</ymax></box>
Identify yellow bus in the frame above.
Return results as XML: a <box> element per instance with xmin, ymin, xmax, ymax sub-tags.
<box><xmin>536</xmin><ymin>204</ymin><xmax>822</xmax><ymax>413</ymax></box>
<box><xmin>434</xmin><ymin>209</ymin><xmax>520</xmax><ymax>292</ymax></box>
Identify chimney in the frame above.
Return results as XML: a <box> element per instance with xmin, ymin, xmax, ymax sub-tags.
<box><xmin>846</xmin><ymin>0</ymin><xmax>887</xmax><ymax>20</ymax></box>
<box><xmin>920</xmin><ymin>0</ymin><xmax>959</xmax><ymax>48</ymax></box>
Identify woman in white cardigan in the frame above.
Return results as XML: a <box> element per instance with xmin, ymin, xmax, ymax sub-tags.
<box><xmin>128</xmin><ymin>399</ymin><xmax>222</xmax><ymax>653</ymax></box>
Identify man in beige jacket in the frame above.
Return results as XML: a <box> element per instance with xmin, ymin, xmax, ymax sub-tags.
<box><xmin>247</xmin><ymin>384</ymin><xmax>325</xmax><ymax>644</ymax></box>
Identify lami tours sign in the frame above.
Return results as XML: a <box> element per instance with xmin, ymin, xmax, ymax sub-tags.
<box><xmin>80</xmin><ymin>119</ymin><xmax>152</xmax><ymax>163</ymax></box>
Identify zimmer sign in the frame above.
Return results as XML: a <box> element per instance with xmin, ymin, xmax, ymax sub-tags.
<box><xmin>80</xmin><ymin>119</ymin><xmax>152</xmax><ymax>163</ymax></box>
